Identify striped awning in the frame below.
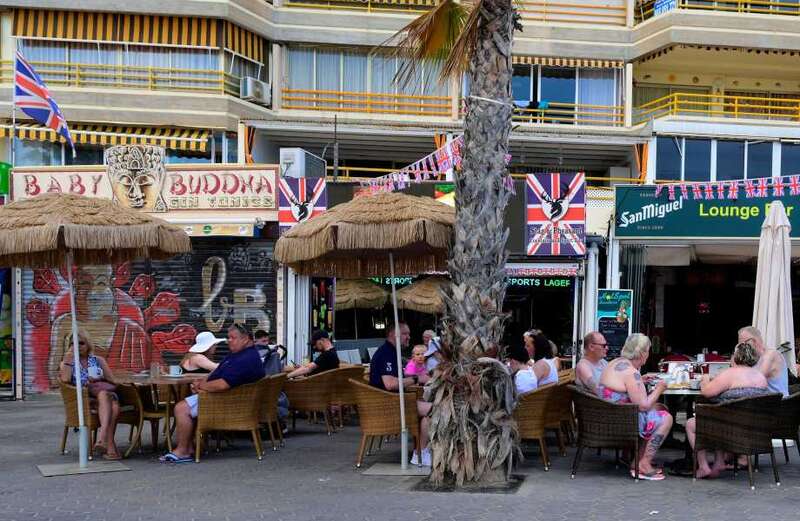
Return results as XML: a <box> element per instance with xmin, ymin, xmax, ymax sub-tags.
<box><xmin>13</xmin><ymin>9</ymin><xmax>221</xmax><ymax>49</ymax></box>
<box><xmin>513</xmin><ymin>56</ymin><xmax>624</xmax><ymax>68</ymax></box>
<box><xmin>0</xmin><ymin>123</ymin><xmax>211</xmax><ymax>152</ymax></box>
<box><xmin>224</xmin><ymin>22</ymin><xmax>264</xmax><ymax>64</ymax></box>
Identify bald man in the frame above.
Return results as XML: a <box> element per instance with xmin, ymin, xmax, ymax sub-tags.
<box><xmin>576</xmin><ymin>331</ymin><xmax>609</xmax><ymax>394</ymax></box>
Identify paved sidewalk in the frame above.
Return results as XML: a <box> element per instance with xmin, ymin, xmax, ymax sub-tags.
<box><xmin>2</xmin><ymin>397</ymin><xmax>799</xmax><ymax>521</ymax></box>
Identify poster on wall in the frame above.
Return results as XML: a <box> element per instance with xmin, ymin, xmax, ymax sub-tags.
<box><xmin>596</xmin><ymin>289</ymin><xmax>633</xmax><ymax>358</ymax></box>
<box><xmin>525</xmin><ymin>173</ymin><xmax>586</xmax><ymax>257</ymax></box>
<box><xmin>278</xmin><ymin>177</ymin><xmax>327</xmax><ymax>234</ymax></box>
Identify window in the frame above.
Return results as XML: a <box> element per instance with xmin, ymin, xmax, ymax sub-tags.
<box><xmin>781</xmin><ymin>143</ymin><xmax>800</xmax><ymax>176</ymax></box>
<box><xmin>656</xmin><ymin>136</ymin><xmax>681</xmax><ymax>181</ymax></box>
<box><xmin>14</xmin><ymin>140</ymin><xmax>61</xmax><ymax>167</ymax></box>
<box><xmin>578</xmin><ymin>68</ymin><xmax>618</xmax><ymax>124</ymax></box>
<box><xmin>746</xmin><ymin>142</ymin><xmax>772</xmax><ymax>179</ymax></box>
<box><xmin>512</xmin><ymin>64</ymin><xmax>534</xmax><ymax>108</ymax></box>
<box><xmin>67</xmin><ymin>145</ymin><xmax>104</xmax><ymax>166</ymax></box>
<box><xmin>684</xmin><ymin>139</ymin><xmax>711</xmax><ymax>182</ymax></box>
<box><xmin>716</xmin><ymin>141</ymin><xmax>745</xmax><ymax>181</ymax></box>
<box><xmin>540</xmin><ymin>67</ymin><xmax>576</xmax><ymax>105</ymax></box>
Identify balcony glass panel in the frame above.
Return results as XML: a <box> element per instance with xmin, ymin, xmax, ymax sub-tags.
<box><xmin>656</xmin><ymin>136</ymin><xmax>682</xmax><ymax>181</ymax></box>
<box><xmin>746</xmin><ymin>142</ymin><xmax>773</xmax><ymax>179</ymax></box>
<box><xmin>782</xmin><ymin>143</ymin><xmax>800</xmax><ymax>176</ymax></box>
<box><xmin>684</xmin><ymin>138</ymin><xmax>711</xmax><ymax>182</ymax></box>
<box><xmin>717</xmin><ymin>140</ymin><xmax>745</xmax><ymax>181</ymax></box>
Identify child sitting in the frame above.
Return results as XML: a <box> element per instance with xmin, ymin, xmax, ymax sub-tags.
<box><xmin>404</xmin><ymin>345</ymin><xmax>428</xmax><ymax>377</ymax></box>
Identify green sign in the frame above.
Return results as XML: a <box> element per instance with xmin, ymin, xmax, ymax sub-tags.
<box><xmin>596</xmin><ymin>289</ymin><xmax>633</xmax><ymax>357</ymax></box>
<box><xmin>615</xmin><ymin>185</ymin><xmax>800</xmax><ymax>238</ymax></box>
<box><xmin>508</xmin><ymin>277</ymin><xmax>571</xmax><ymax>288</ymax></box>
<box><xmin>0</xmin><ymin>162</ymin><xmax>10</xmax><ymax>195</ymax></box>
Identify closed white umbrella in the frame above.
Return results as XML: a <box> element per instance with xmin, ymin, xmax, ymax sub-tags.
<box><xmin>753</xmin><ymin>200</ymin><xmax>797</xmax><ymax>376</ymax></box>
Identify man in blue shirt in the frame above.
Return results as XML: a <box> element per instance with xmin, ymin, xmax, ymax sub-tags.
<box><xmin>161</xmin><ymin>323</ymin><xmax>265</xmax><ymax>463</ymax></box>
<box><xmin>369</xmin><ymin>323</ymin><xmax>433</xmax><ymax>466</ymax></box>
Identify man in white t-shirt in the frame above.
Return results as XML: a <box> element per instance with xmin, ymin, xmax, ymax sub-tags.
<box><xmin>507</xmin><ymin>344</ymin><xmax>538</xmax><ymax>394</ymax></box>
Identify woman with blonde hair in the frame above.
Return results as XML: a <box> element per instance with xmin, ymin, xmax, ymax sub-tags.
<box><xmin>597</xmin><ymin>333</ymin><xmax>673</xmax><ymax>480</ymax></box>
<box><xmin>58</xmin><ymin>330</ymin><xmax>121</xmax><ymax>460</ymax></box>
<box><xmin>180</xmin><ymin>332</ymin><xmax>224</xmax><ymax>373</ymax></box>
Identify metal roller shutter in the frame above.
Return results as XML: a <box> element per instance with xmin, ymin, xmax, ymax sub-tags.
<box><xmin>20</xmin><ymin>238</ymin><xmax>277</xmax><ymax>395</ymax></box>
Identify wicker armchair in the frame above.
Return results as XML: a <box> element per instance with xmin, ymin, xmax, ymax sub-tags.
<box><xmin>558</xmin><ymin>369</ymin><xmax>575</xmax><ymax>384</ymax></box>
<box><xmin>569</xmin><ymin>385</ymin><xmax>641</xmax><ymax>481</ymax></box>
<box><xmin>58</xmin><ymin>382</ymin><xmax>99</xmax><ymax>459</ymax></box>
<box><xmin>349</xmin><ymin>378</ymin><xmax>420</xmax><ymax>468</ymax></box>
<box><xmin>545</xmin><ymin>382</ymin><xmax>574</xmax><ymax>455</ymax></box>
<box><xmin>694</xmin><ymin>393</ymin><xmax>783</xmax><ymax>489</ymax></box>
<box><xmin>195</xmin><ymin>381</ymin><xmax>263</xmax><ymax>462</ymax></box>
<box><xmin>331</xmin><ymin>366</ymin><xmax>368</xmax><ymax>428</ymax></box>
<box><xmin>771</xmin><ymin>391</ymin><xmax>800</xmax><ymax>463</ymax></box>
<box><xmin>257</xmin><ymin>373</ymin><xmax>288</xmax><ymax>451</ymax></box>
<box><xmin>514</xmin><ymin>384</ymin><xmax>557</xmax><ymax>470</ymax></box>
<box><xmin>284</xmin><ymin>370</ymin><xmax>338</xmax><ymax>435</ymax></box>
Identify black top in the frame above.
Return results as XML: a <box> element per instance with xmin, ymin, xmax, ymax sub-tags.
<box><xmin>311</xmin><ymin>348</ymin><xmax>340</xmax><ymax>375</ymax></box>
<box><xmin>369</xmin><ymin>341</ymin><xmax>398</xmax><ymax>391</ymax></box>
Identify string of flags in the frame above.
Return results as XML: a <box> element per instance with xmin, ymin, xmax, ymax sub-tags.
<box><xmin>654</xmin><ymin>176</ymin><xmax>800</xmax><ymax>201</ymax></box>
<box><xmin>359</xmin><ymin>135</ymin><xmax>515</xmax><ymax>194</ymax></box>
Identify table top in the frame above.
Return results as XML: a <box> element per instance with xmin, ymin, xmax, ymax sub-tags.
<box><xmin>114</xmin><ymin>372</ymin><xmax>207</xmax><ymax>386</ymax></box>
<box><xmin>644</xmin><ymin>372</ymin><xmax>703</xmax><ymax>395</ymax></box>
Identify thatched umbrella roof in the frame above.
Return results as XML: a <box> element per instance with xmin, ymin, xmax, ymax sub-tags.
<box><xmin>335</xmin><ymin>279</ymin><xmax>388</xmax><ymax>310</ymax></box>
<box><xmin>274</xmin><ymin>192</ymin><xmax>455</xmax><ymax>277</ymax></box>
<box><xmin>396</xmin><ymin>276</ymin><xmax>448</xmax><ymax>314</ymax></box>
<box><xmin>0</xmin><ymin>193</ymin><xmax>191</xmax><ymax>267</ymax></box>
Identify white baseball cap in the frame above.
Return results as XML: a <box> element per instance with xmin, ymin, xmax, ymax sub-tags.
<box><xmin>188</xmin><ymin>332</ymin><xmax>226</xmax><ymax>353</ymax></box>
<box><xmin>424</xmin><ymin>337</ymin><xmax>441</xmax><ymax>357</ymax></box>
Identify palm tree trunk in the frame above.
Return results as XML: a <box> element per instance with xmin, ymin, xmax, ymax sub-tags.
<box><xmin>427</xmin><ymin>0</ymin><xmax>519</xmax><ymax>487</ymax></box>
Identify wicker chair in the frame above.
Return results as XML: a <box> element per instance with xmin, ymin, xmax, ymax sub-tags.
<box><xmin>569</xmin><ymin>385</ymin><xmax>641</xmax><ymax>481</ymax></box>
<box><xmin>194</xmin><ymin>381</ymin><xmax>263</xmax><ymax>462</ymax></box>
<box><xmin>257</xmin><ymin>373</ymin><xmax>288</xmax><ymax>451</ymax></box>
<box><xmin>514</xmin><ymin>384</ymin><xmax>558</xmax><ymax>470</ymax></box>
<box><xmin>58</xmin><ymin>382</ymin><xmax>99</xmax><ymax>459</ymax></box>
<box><xmin>558</xmin><ymin>368</ymin><xmax>575</xmax><ymax>384</ymax></box>
<box><xmin>331</xmin><ymin>366</ymin><xmax>368</xmax><ymax>428</ymax></box>
<box><xmin>694</xmin><ymin>393</ymin><xmax>783</xmax><ymax>489</ymax></box>
<box><xmin>771</xmin><ymin>391</ymin><xmax>800</xmax><ymax>463</ymax></box>
<box><xmin>284</xmin><ymin>370</ymin><xmax>338</xmax><ymax>435</ymax></box>
<box><xmin>544</xmin><ymin>382</ymin><xmax>575</xmax><ymax>456</ymax></box>
<box><xmin>349</xmin><ymin>378</ymin><xmax>420</xmax><ymax>468</ymax></box>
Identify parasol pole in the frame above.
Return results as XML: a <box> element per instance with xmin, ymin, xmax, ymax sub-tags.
<box><xmin>66</xmin><ymin>250</ymin><xmax>89</xmax><ymax>468</ymax></box>
<box><xmin>389</xmin><ymin>252</ymin><xmax>408</xmax><ymax>470</ymax></box>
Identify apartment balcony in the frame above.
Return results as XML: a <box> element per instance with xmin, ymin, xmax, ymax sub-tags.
<box><xmin>513</xmin><ymin>102</ymin><xmax>625</xmax><ymax>127</ymax></box>
<box><xmin>635</xmin><ymin>92</ymin><xmax>800</xmax><ymax>124</ymax></box>
<box><xmin>635</xmin><ymin>0</ymin><xmax>800</xmax><ymax>23</ymax></box>
<box><xmin>281</xmin><ymin>88</ymin><xmax>453</xmax><ymax>119</ymax></box>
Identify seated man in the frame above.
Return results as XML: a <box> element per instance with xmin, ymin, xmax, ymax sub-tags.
<box><xmin>287</xmin><ymin>330</ymin><xmax>339</xmax><ymax>378</ymax></box>
<box><xmin>506</xmin><ymin>344</ymin><xmax>538</xmax><ymax>394</ymax></box>
<box><xmin>576</xmin><ymin>331</ymin><xmax>608</xmax><ymax>394</ymax></box>
<box><xmin>369</xmin><ymin>323</ymin><xmax>433</xmax><ymax>466</ymax></box>
<box><xmin>739</xmin><ymin>325</ymin><xmax>789</xmax><ymax>397</ymax></box>
<box><xmin>160</xmin><ymin>323</ymin><xmax>265</xmax><ymax>463</ymax></box>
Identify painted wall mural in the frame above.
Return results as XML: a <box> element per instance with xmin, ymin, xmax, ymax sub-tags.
<box><xmin>22</xmin><ymin>238</ymin><xmax>276</xmax><ymax>393</ymax></box>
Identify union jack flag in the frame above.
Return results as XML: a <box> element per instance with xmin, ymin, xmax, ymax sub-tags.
<box><xmin>744</xmin><ymin>180</ymin><xmax>756</xmax><ymax>198</ymax></box>
<box><xmin>756</xmin><ymin>178</ymin><xmax>769</xmax><ymax>197</ymax></box>
<box><xmin>278</xmin><ymin>177</ymin><xmax>327</xmax><ymax>234</ymax></box>
<box><xmin>526</xmin><ymin>173</ymin><xmax>586</xmax><ymax>257</ymax></box>
<box><xmin>14</xmin><ymin>51</ymin><xmax>74</xmax><ymax>153</ymax></box>
<box><xmin>772</xmin><ymin>176</ymin><xmax>786</xmax><ymax>196</ymax></box>
<box><xmin>790</xmin><ymin>176</ymin><xmax>800</xmax><ymax>196</ymax></box>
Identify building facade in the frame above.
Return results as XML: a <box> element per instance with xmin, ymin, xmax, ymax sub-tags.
<box><xmin>1</xmin><ymin>1</ymin><xmax>799</xmax><ymax>391</ymax></box>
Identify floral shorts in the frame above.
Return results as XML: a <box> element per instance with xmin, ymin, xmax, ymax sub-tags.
<box><xmin>638</xmin><ymin>410</ymin><xmax>669</xmax><ymax>440</ymax></box>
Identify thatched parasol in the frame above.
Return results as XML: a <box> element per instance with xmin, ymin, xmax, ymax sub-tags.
<box><xmin>274</xmin><ymin>192</ymin><xmax>454</xmax><ymax>277</ymax></box>
<box><xmin>0</xmin><ymin>193</ymin><xmax>190</xmax><ymax>469</ymax></box>
<box><xmin>274</xmin><ymin>191</ymin><xmax>454</xmax><ymax>470</ymax></box>
<box><xmin>335</xmin><ymin>279</ymin><xmax>388</xmax><ymax>310</ymax></box>
<box><xmin>396</xmin><ymin>276</ymin><xmax>448</xmax><ymax>315</ymax></box>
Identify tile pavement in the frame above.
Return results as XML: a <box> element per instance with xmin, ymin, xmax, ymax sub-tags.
<box><xmin>2</xmin><ymin>397</ymin><xmax>799</xmax><ymax>521</ymax></box>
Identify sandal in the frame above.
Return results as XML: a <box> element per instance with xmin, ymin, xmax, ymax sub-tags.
<box><xmin>103</xmin><ymin>452</ymin><xmax>122</xmax><ymax>461</ymax></box>
<box><xmin>93</xmin><ymin>442</ymin><xmax>107</xmax><ymax>456</ymax></box>
<box><xmin>159</xmin><ymin>452</ymin><xmax>194</xmax><ymax>464</ymax></box>
<box><xmin>631</xmin><ymin>468</ymin><xmax>665</xmax><ymax>481</ymax></box>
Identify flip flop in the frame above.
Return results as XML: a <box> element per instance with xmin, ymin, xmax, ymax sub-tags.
<box><xmin>631</xmin><ymin>469</ymin><xmax>665</xmax><ymax>481</ymax></box>
<box><xmin>93</xmin><ymin>442</ymin><xmax>107</xmax><ymax>456</ymax></box>
<box><xmin>103</xmin><ymin>453</ymin><xmax>122</xmax><ymax>461</ymax></box>
<box><xmin>159</xmin><ymin>452</ymin><xmax>194</xmax><ymax>464</ymax></box>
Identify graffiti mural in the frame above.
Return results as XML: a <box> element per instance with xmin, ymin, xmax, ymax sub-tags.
<box><xmin>23</xmin><ymin>239</ymin><xmax>276</xmax><ymax>393</ymax></box>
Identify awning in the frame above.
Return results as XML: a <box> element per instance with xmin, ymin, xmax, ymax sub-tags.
<box><xmin>513</xmin><ymin>56</ymin><xmax>624</xmax><ymax>69</ymax></box>
<box><xmin>0</xmin><ymin>123</ymin><xmax>211</xmax><ymax>152</ymax></box>
<box><xmin>224</xmin><ymin>21</ymin><xmax>264</xmax><ymax>63</ymax></box>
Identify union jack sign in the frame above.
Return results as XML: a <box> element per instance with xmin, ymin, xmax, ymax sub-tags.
<box><xmin>526</xmin><ymin>173</ymin><xmax>586</xmax><ymax>257</ymax></box>
<box><xmin>278</xmin><ymin>177</ymin><xmax>327</xmax><ymax>234</ymax></box>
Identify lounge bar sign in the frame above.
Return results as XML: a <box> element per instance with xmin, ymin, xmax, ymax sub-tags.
<box><xmin>615</xmin><ymin>184</ymin><xmax>799</xmax><ymax>239</ymax></box>
<box><xmin>12</xmin><ymin>166</ymin><xmax>278</xmax><ymax>212</ymax></box>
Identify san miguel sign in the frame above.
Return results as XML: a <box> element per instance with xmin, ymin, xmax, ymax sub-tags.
<box><xmin>12</xmin><ymin>148</ymin><xmax>278</xmax><ymax>213</ymax></box>
<box><xmin>615</xmin><ymin>184</ymin><xmax>799</xmax><ymax>239</ymax></box>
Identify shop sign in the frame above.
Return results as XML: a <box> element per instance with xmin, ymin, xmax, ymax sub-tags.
<box><xmin>506</xmin><ymin>262</ymin><xmax>579</xmax><ymax>277</ymax></box>
<box><xmin>12</xmin><ymin>167</ymin><xmax>279</xmax><ymax>212</ymax></box>
<box><xmin>526</xmin><ymin>173</ymin><xmax>586</xmax><ymax>257</ymax></box>
<box><xmin>596</xmin><ymin>289</ymin><xmax>633</xmax><ymax>357</ymax></box>
<box><xmin>615</xmin><ymin>185</ymin><xmax>799</xmax><ymax>239</ymax></box>
<box><xmin>278</xmin><ymin>177</ymin><xmax>327</xmax><ymax>234</ymax></box>
<box><xmin>182</xmin><ymin>223</ymin><xmax>255</xmax><ymax>237</ymax></box>
<box><xmin>508</xmin><ymin>277</ymin><xmax>572</xmax><ymax>288</ymax></box>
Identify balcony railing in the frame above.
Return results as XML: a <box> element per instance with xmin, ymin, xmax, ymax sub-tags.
<box><xmin>635</xmin><ymin>92</ymin><xmax>800</xmax><ymax>123</ymax></box>
<box><xmin>0</xmin><ymin>61</ymin><xmax>242</xmax><ymax>97</ymax></box>
<box><xmin>284</xmin><ymin>0</ymin><xmax>435</xmax><ymax>13</ymax></box>
<box><xmin>513</xmin><ymin>102</ymin><xmax>625</xmax><ymax>126</ymax></box>
<box><xmin>636</xmin><ymin>0</ymin><xmax>800</xmax><ymax>22</ymax></box>
<box><xmin>517</xmin><ymin>0</ymin><xmax>627</xmax><ymax>25</ymax></box>
<box><xmin>282</xmin><ymin>88</ymin><xmax>452</xmax><ymax>117</ymax></box>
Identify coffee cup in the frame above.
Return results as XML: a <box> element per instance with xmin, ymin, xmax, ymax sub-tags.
<box><xmin>168</xmin><ymin>365</ymin><xmax>183</xmax><ymax>376</ymax></box>
<box><xmin>87</xmin><ymin>365</ymin><xmax>102</xmax><ymax>379</ymax></box>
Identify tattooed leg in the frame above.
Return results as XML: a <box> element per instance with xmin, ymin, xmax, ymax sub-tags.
<box><xmin>640</xmin><ymin>413</ymin><xmax>673</xmax><ymax>473</ymax></box>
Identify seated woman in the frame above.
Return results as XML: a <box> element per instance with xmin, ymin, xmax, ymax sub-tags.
<box><xmin>180</xmin><ymin>332</ymin><xmax>224</xmax><ymax>373</ymax></box>
<box><xmin>598</xmin><ymin>333</ymin><xmax>673</xmax><ymax>480</ymax></box>
<box><xmin>685</xmin><ymin>341</ymin><xmax>769</xmax><ymax>479</ymax></box>
<box><xmin>531</xmin><ymin>332</ymin><xmax>560</xmax><ymax>387</ymax></box>
<box><xmin>58</xmin><ymin>330</ymin><xmax>121</xmax><ymax>460</ymax></box>
<box><xmin>507</xmin><ymin>344</ymin><xmax>538</xmax><ymax>394</ymax></box>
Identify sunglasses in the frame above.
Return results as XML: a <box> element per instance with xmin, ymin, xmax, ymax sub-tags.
<box><xmin>591</xmin><ymin>342</ymin><xmax>608</xmax><ymax>348</ymax></box>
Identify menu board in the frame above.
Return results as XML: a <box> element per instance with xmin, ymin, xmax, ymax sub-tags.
<box><xmin>596</xmin><ymin>289</ymin><xmax>633</xmax><ymax>358</ymax></box>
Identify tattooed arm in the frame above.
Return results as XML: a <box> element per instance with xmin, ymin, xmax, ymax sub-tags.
<box><xmin>626</xmin><ymin>370</ymin><xmax>666</xmax><ymax>411</ymax></box>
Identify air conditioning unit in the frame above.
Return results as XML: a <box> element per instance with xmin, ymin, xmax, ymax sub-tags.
<box><xmin>240</xmin><ymin>77</ymin><xmax>272</xmax><ymax>107</ymax></box>
<box><xmin>279</xmin><ymin>148</ymin><xmax>327</xmax><ymax>178</ymax></box>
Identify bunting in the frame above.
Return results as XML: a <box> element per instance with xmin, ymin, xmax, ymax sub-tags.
<box><xmin>654</xmin><ymin>176</ymin><xmax>800</xmax><ymax>202</ymax></box>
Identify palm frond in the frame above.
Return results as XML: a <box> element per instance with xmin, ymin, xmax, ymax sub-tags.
<box><xmin>379</xmin><ymin>0</ymin><xmax>480</xmax><ymax>88</ymax></box>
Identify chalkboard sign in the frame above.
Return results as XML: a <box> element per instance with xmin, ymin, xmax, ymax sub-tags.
<box><xmin>596</xmin><ymin>289</ymin><xmax>633</xmax><ymax>359</ymax></box>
